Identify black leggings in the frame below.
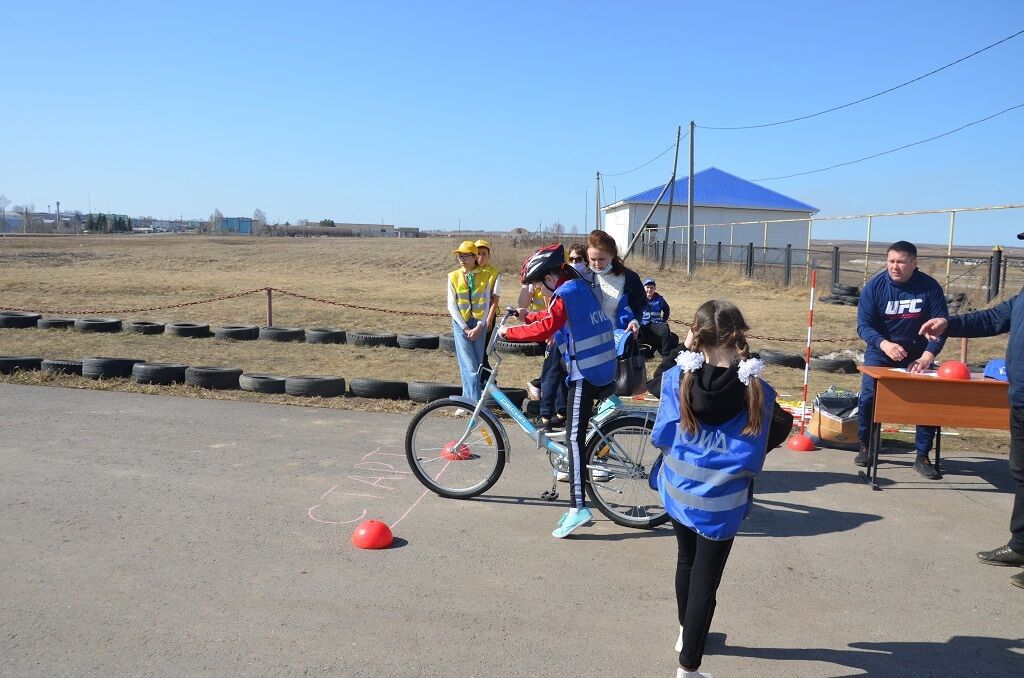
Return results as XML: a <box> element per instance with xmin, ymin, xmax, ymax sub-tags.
<box><xmin>672</xmin><ymin>518</ymin><xmax>734</xmax><ymax>670</ymax></box>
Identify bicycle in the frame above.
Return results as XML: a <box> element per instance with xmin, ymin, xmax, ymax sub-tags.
<box><xmin>405</xmin><ymin>308</ymin><xmax>668</xmax><ymax>529</ymax></box>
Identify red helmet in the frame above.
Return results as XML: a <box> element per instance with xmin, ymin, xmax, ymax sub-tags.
<box><xmin>521</xmin><ymin>244</ymin><xmax>565</xmax><ymax>284</ymax></box>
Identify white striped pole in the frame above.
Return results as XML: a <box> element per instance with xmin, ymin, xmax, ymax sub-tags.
<box><xmin>788</xmin><ymin>270</ymin><xmax>817</xmax><ymax>451</ymax></box>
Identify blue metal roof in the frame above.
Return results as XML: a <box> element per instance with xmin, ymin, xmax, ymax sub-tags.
<box><xmin>618</xmin><ymin>167</ymin><xmax>817</xmax><ymax>213</ymax></box>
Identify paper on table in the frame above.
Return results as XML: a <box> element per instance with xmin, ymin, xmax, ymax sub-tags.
<box><xmin>889</xmin><ymin>368</ymin><xmax>939</xmax><ymax>377</ymax></box>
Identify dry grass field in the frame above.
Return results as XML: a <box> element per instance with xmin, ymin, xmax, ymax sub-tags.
<box><xmin>0</xmin><ymin>234</ymin><xmax>1011</xmax><ymax>450</ymax></box>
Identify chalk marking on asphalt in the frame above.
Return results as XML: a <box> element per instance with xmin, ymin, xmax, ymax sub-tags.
<box><xmin>307</xmin><ymin>505</ymin><xmax>367</xmax><ymax>525</ymax></box>
<box><xmin>389</xmin><ymin>459</ymin><xmax>452</xmax><ymax>530</ymax></box>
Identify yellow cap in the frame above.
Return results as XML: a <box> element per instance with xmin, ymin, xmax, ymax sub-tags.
<box><xmin>452</xmin><ymin>240</ymin><xmax>478</xmax><ymax>255</ymax></box>
<box><xmin>474</xmin><ymin>239</ymin><xmax>492</xmax><ymax>250</ymax></box>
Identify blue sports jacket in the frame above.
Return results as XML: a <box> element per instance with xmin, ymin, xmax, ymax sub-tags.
<box><xmin>945</xmin><ymin>287</ymin><xmax>1023</xmax><ymax>407</ymax></box>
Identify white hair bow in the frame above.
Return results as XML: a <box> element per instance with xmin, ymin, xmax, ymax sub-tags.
<box><xmin>737</xmin><ymin>357</ymin><xmax>765</xmax><ymax>386</ymax></box>
<box><xmin>675</xmin><ymin>350</ymin><xmax>705</xmax><ymax>373</ymax></box>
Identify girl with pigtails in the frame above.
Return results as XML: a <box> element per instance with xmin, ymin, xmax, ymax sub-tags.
<box><xmin>651</xmin><ymin>300</ymin><xmax>792</xmax><ymax>678</ymax></box>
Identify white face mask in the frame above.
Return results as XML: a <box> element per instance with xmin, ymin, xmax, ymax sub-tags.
<box><xmin>571</xmin><ymin>261</ymin><xmax>587</xmax><ymax>274</ymax></box>
<box><xmin>592</xmin><ymin>262</ymin><xmax>613</xmax><ymax>275</ymax></box>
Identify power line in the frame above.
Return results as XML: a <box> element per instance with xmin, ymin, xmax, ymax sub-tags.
<box><xmin>699</xmin><ymin>28</ymin><xmax>1024</xmax><ymax>131</ymax></box>
<box><xmin>602</xmin><ymin>133</ymin><xmax>688</xmax><ymax>177</ymax></box>
<box><xmin>751</xmin><ymin>102</ymin><xmax>1024</xmax><ymax>181</ymax></box>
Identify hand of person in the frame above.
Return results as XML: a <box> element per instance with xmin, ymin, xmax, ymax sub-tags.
<box><xmin>919</xmin><ymin>317</ymin><xmax>949</xmax><ymax>342</ymax></box>
<box><xmin>683</xmin><ymin>328</ymin><xmax>695</xmax><ymax>351</ymax></box>
<box><xmin>466</xmin><ymin>324</ymin><xmax>483</xmax><ymax>340</ymax></box>
<box><xmin>627</xmin><ymin>320</ymin><xmax>640</xmax><ymax>336</ymax></box>
<box><xmin>546</xmin><ymin>336</ymin><xmax>555</xmax><ymax>347</ymax></box>
<box><xmin>496</xmin><ymin>326</ymin><xmax>508</xmax><ymax>339</ymax></box>
<box><xmin>908</xmin><ymin>351</ymin><xmax>935</xmax><ymax>373</ymax></box>
<box><xmin>880</xmin><ymin>340</ymin><xmax>907</xmax><ymax>362</ymax></box>
<box><xmin>516</xmin><ymin>307</ymin><xmax>529</xmax><ymax>320</ymax></box>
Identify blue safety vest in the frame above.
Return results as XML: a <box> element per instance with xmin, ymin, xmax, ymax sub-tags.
<box><xmin>553</xmin><ymin>279</ymin><xmax>616</xmax><ymax>386</ymax></box>
<box><xmin>652</xmin><ymin>365</ymin><xmax>775</xmax><ymax>541</ymax></box>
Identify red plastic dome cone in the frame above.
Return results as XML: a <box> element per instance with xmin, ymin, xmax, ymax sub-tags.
<box><xmin>787</xmin><ymin>433</ymin><xmax>815</xmax><ymax>452</ymax></box>
<box><xmin>351</xmin><ymin>520</ymin><xmax>394</xmax><ymax>550</ymax></box>
<box><xmin>441</xmin><ymin>440</ymin><xmax>472</xmax><ymax>460</ymax></box>
<box><xmin>937</xmin><ymin>360</ymin><xmax>971</xmax><ymax>380</ymax></box>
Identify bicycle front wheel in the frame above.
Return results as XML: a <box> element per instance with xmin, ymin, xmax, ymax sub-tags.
<box><xmin>405</xmin><ymin>398</ymin><xmax>506</xmax><ymax>499</ymax></box>
<box><xmin>585</xmin><ymin>416</ymin><xmax>668</xmax><ymax>529</ymax></box>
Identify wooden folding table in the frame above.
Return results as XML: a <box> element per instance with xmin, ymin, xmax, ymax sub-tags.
<box><xmin>858</xmin><ymin>365</ymin><xmax>1010</xmax><ymax>489</ymax></box>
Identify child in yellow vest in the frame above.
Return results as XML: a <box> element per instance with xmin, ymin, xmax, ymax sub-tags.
<box><xmin>447</xmin><ymin>241</ymin><xmax>497</xmax><ymax>402</ymax></box>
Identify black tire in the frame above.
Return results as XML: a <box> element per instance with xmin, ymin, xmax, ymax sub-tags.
<box><xmin>438</xmin><ymin>333</ymin><xmax>457</xmax><ymax>353</ymax></box>
<box><xmin>259</xmin><ymin>326</ymin><xmax>305</xmax><ymax>342</ymax></box>
<box><xmin>239</xmin><ymin>373</ymin><xmax>287</xmax><ymax>394</ymax></box>
<box><xmin>584</xmin><ymin>416</ymin><xmax>668</xmax><ymax>529</ymax></box>
<box><xmin>285</xmin><ymin>375</ymin><xmax>346</xmax><ymax>397</ymax></box>
<box><xmin>82</xmin><ymin>356</ymin><xmax>141</xmax><ymax>379</ymax></box>
<box><xmin>495</xmin><ymin>339</ymin><xmax>546</xmax><ymax>357</ymax></box>
<box><xmin>348</xmin><ymin>330</ymin><xmax>398</xmax><ymax>348</ymax></box>
<box><xmin>184</xmin><ymin>366</ymin><xmax>242</xmax><ymax>390</ymax></box>
<box><xmin>166</xmin><ymin>322</ymin><xmax>211</xmax><ymax>338</ymax></box>
<box><xmin>838</xmin><ymin>294</ymin><xmax>860</xmax><ymax>304</ymax></box>
<box><xmin>214</xmin><ymin>324</ymin><xmax>259</xmax><ymax>340</ymax></box>
<box><xmin>832</xmin><ymin>284</ymin><xmax>860</xmax><ymax>296</ymax></box>
<box><xmin>37</xmin><ymin>317</ymin><xmax>76</xmax><ymax>330</ymax></box>
<box><xmin>0</xmin><ymin>312</ymin><xmax>42</xmax><ymax>329</ymax></box>
<box><xmin>305</xmin><ymin>328</ymin><xmax>346</xmax><ymax>344</ymax></box>
<box><xmin>405</xmin><ymin>398</ymin><xmax>506</xmax><ymax>499</ymax></box>
<box><xmin>0</xmin><ymin>356</ymin><xmax>43</xmax><ymax>374</ymax></box>
<box><xmin>132</xmin><ymin>362</ymin><xmax>188</xmax><ymax>385</ymax></box>
<box><xmin>41</xmin><ymin>359</ymin><xmax>82</xmax><ymax>375</ymax></box>
<box><xmin>75</xmin><ymin>318</ymin><xmax>123</xmax><ymax>333</ymax></box>
<box><xmin>819</xmin><ymin>296</ymin><xmax>845</xmax><ymax>305</ymax></box>
<box><xmin>754</xmin><ymin>349</ymin><xmax>806</xmax><ymax>369</ymax></box>
<box><xmin>348</xmin><ymin>377</ymin><xmax>409</xmax><ymax>400</ymax></box>
<box><xmin>408</xmin><ymin>381</ymin><xmax>463</xmax><ymax>403</ymax></box>
<box><xmin>809</xmin><ymin>357</ymin><xmax>858</xmax><ymax>374</ymax></box>
<box><xmin>124</xmin><ymin>321</ymin><xmax>166</xmax><ymax>335</ymax></box>
<box><xmin>397</xmin><ymin>334</ymin><xmax>440</xmax><ymax>350</ymax></box>
<box><xmin>945</xmin><ymin>292</ymin><xmax>967</xmax><ymax>303</ymax></box>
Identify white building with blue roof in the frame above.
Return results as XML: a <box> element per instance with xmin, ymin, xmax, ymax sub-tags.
<box><xmin>602</xmin><ymin>167</ymin><xmax>818</xmax><ymax>260</ymax></box>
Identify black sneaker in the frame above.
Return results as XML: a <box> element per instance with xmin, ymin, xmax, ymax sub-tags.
<box><xmin>1011</xmin><ymin>572</ymin><xmax>1024</xmax><ymax>589</ymax></box>
<box><xmin>854</xmin><ymin>445</ymin><xmax>870</xmax><ymax>467</ymax></box>
<box><xmin>913</xmin><ymin>455</ymin><xmax>940</xmax><ymax>480</ymax></box>
<box><xmin>550</xmin><ymin>414</ymin><xmax>567</xmax><ymax>432</ymax></box>
<box><xmin>977</xmin><ymin>545</ymin><xmax>1024</xmax><ymax>567</ymax></box>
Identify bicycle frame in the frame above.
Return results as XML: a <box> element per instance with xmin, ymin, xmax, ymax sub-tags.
<box><xmin>447</xmin><ymin>309</ymin><xmax>655</xmax><ymax>466</ymax></box>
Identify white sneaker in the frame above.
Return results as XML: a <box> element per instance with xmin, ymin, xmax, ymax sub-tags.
<box><xmin>677</xmin><ymin>668</ymin><xmax>713</xmax><ymax>678</ymax></box>
<box><xmin>590</xmin><ymin>460</ymin><xmax>611</xmax><ymax>482</ymax></box>
<box><xmin>675</xmin><ymin>625</ymin><xmax>683</xmax><ymax>652</ymax></box>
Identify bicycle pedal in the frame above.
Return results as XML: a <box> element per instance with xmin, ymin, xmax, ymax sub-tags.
<box><xmin>540</xmin><ymin>489</ymin><xmax>559</xmax><ymax>501</ymax></box>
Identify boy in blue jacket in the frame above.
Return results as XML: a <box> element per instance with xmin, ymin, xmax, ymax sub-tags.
<box><xmin>856</xmin><ymin>240</ymin><xmax>948</xmax><ymax>479</ymax></box>
<box><xmin>920</xmin><ymin>232</ymin><xmax>1024</xmax><ymax>589</ymax></box>
<box><xmin>638</xmin><ymin>277</ymin><xmax>680</xmax><ymax>360</ymax></box>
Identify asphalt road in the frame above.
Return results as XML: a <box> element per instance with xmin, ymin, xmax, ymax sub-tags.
<box><xmin>1</xmin><ymin>384</ymin><xmax>1022</xmax><ymax>677</ymax></box>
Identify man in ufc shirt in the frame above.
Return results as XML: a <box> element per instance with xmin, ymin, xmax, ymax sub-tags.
<box><xmin>855</xmin><ymin>240</ymin><xmax>949</xmax><ymax>479</ymax></box>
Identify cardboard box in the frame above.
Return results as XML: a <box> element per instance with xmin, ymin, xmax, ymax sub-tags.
<box><xmin>808</xmin><ymin>407</ymin><xmax>858</xmax><ymax>446</ymax></box>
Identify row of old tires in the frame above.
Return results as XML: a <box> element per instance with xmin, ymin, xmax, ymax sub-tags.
<box><xmin>0</xmin><ymin>311</ymin><xmax>546</xmax><ymax>355</ymax></box>
<box><xmin>0</xmin><ymin>355</ymin><xmax>529</xmax><ymax>405</ymax></box>
<box><xmin>754</xmin><ymin>349</ymin><xmax>859</xmax><ymax>374</ymax></box>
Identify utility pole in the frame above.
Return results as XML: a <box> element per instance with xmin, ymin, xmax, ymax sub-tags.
<box><xmin>659</xmin><ymin>126</ymin><xmax>682</xmax><ymax>271</ymax></box>
<box><xmin>594</xmin><ymin>172</ymin><xmax>601</xmax><ymax>232</ymax></box>
<box><xmin>686</xmin><ymin>120</ymin><xmax>695</xmax><ymax>275</ymax></box>
<box><xmin>56</xmin><ymin>201</ymin><xmax>60</xmax><ymax>233</ymax></box>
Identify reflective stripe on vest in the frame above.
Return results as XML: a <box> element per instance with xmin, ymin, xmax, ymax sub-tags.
<box><xmin>553</xmin><ymin>279</ymin><xmax>616</xmax><ymax>386</ymax></box>
<box><xmin>656</xmin><ymin>370</ymin><xmax>776</xmax><ymax>541</ymax></box>
<box><xmin>448</xmin><ymin>268</ymin><xmax>495</xmax><ymax>321</ymax></box>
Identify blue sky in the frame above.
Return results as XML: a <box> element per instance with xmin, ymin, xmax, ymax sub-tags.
<box><xmin>2</xmin><ymin>1</ymin><xmax>1022</xmax><ymax>245</ymax></box>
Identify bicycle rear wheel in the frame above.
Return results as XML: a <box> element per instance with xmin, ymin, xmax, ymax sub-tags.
<box><xmin>405</xmin><ymin>398</ymin><xmax>506</xmax><ymax>499</ymax></box>
<box><xmin>585</xmin><ymin>416</ymin><xmax>668</xmax><ymax>529</ymax></box>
